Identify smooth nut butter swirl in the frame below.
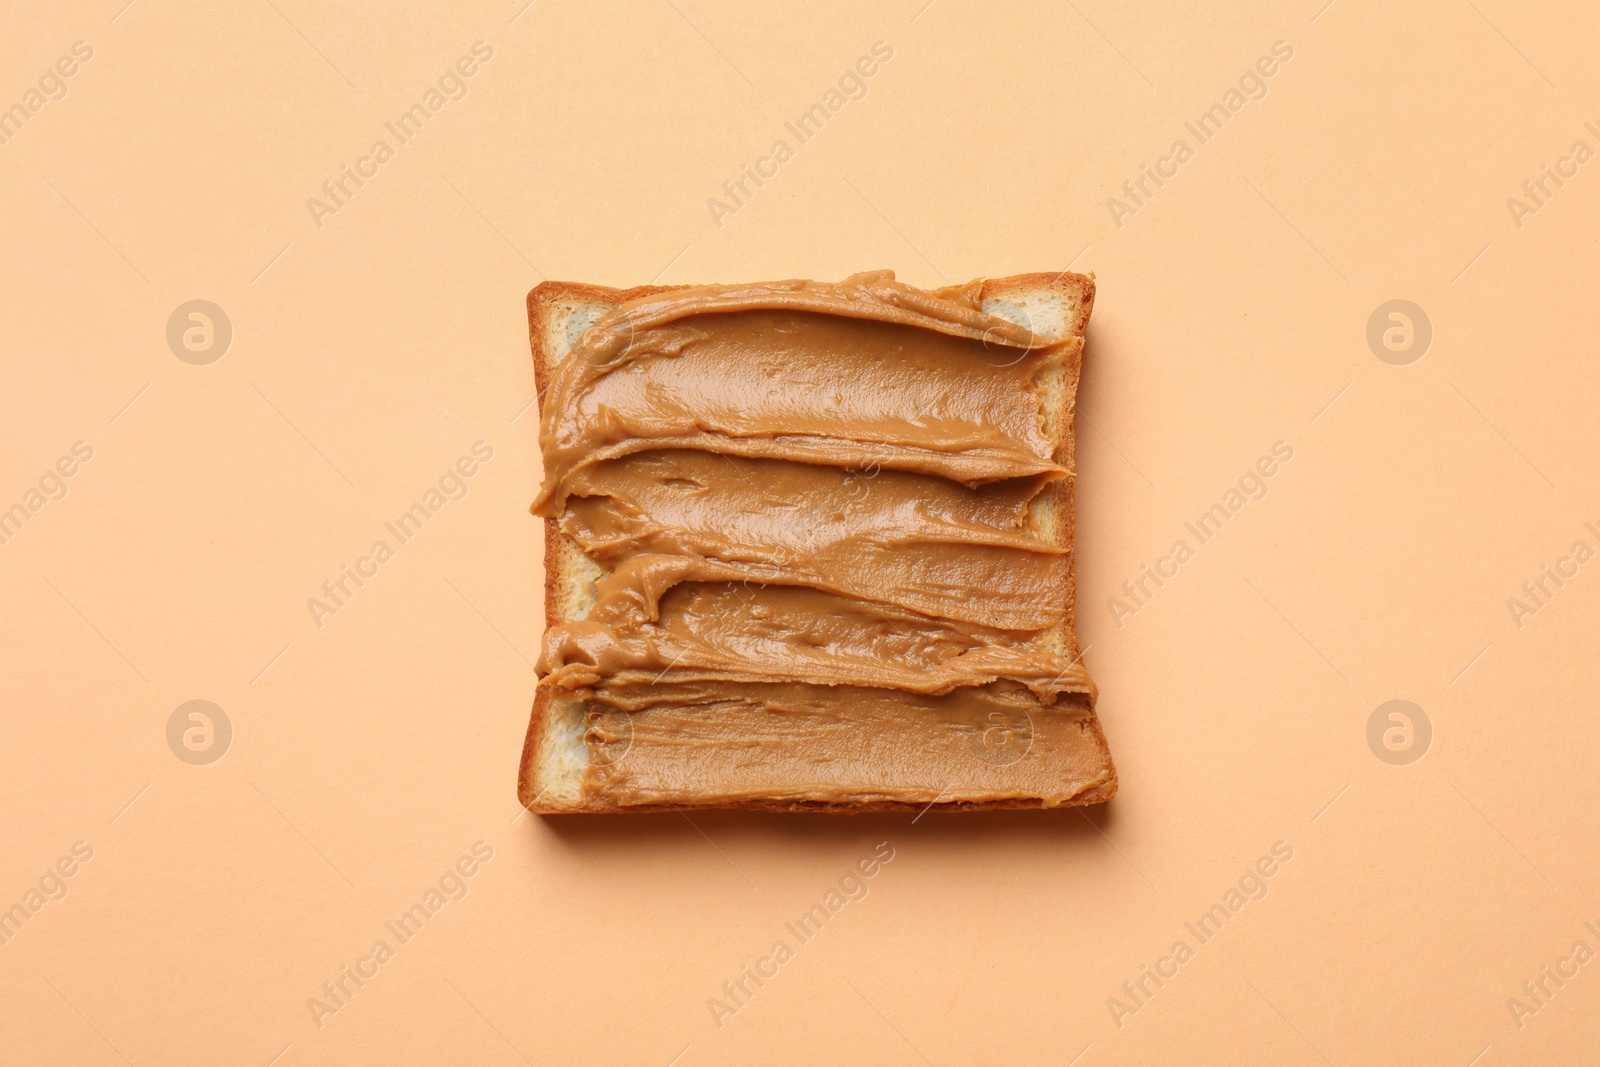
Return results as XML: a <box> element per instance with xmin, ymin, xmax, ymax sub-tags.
<box><xmin>534</xmin><ymin>271</ymin><xmax>1103</xmax><ymax>806</ymax></box>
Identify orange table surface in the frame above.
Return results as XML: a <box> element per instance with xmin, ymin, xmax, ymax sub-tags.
<box><xmin>4</xmin><ymin>2</ymin><xmax>1598</xmax><ymax>1064</ymax></box>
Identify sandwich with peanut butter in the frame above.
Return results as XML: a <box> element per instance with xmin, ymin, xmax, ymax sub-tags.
<box><xmin>519</xmin><ymin>270</ymin><xmax>1115</xmax><ymax>812</ymax></box>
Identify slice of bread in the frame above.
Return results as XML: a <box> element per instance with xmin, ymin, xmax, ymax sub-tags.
<box><xmin>519</xmin><ymin>272</ymin><xmax>1115</xmax><ymax>813</ymax></box>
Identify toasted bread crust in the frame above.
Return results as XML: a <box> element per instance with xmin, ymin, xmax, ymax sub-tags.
<box><xmin>519</xmin><ymin>273</ymin><xmax>1114</xmax><ymax>814</ymax></box>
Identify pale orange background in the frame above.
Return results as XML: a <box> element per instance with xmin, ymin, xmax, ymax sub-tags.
<box><xmin>4</xmin><ymin>1</ymin><xmax>1598</xmax><ymax>1063</ymax></box>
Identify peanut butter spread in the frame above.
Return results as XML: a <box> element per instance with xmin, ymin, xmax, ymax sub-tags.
<box><xmin>533</xmin><ymin>272</ymin><xmax>1102</xmax><ymax>806</ymax></box>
